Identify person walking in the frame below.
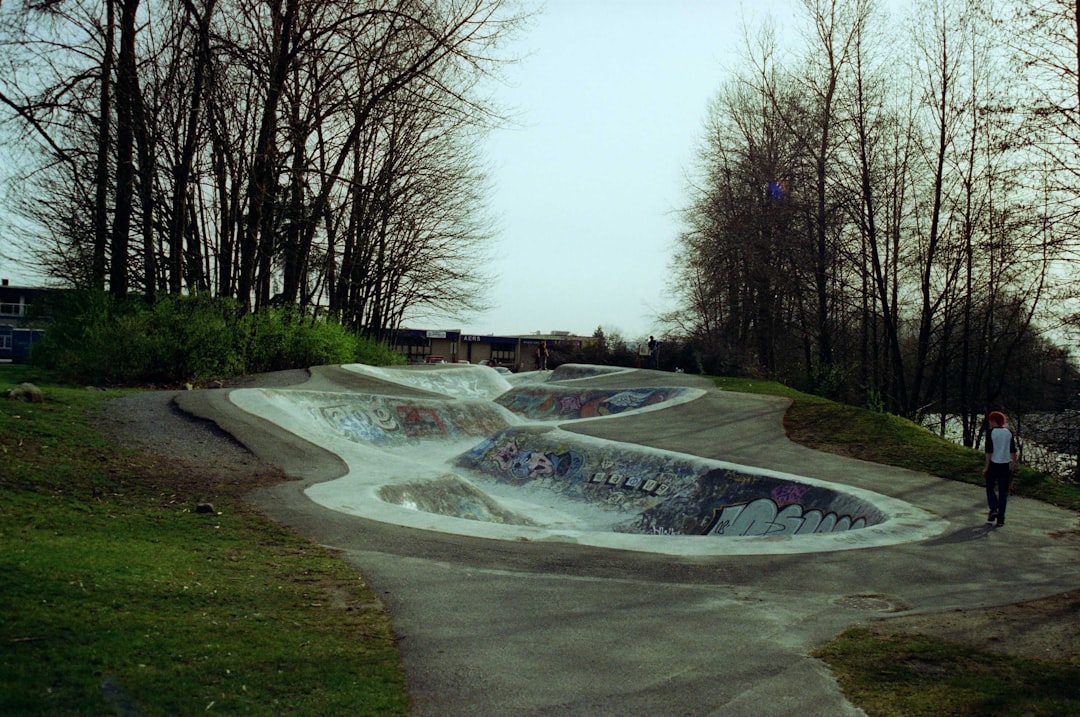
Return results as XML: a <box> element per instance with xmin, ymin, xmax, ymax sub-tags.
<box><xmin>535</xmin><ymin>341</ymin><xmax>548</xmax><ymax>371</ymax></box>
<box><xmin>982</xmin><ymin>410</ymin><xmax>1018</xmax><ymax>526</ymax></box>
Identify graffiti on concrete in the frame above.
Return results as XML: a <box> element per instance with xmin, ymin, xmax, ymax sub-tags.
<box><xmin>496</xmin><ymin>386</ymin><xmax>680</xmax><ymax>420</ymax></box>
<box><xmin>704</xmin><ymin>497</ymin><xmax>868</xmax><ymax>537</ymax></box>
<box><xmin>305</xmin><ymin>394</ymin><xmax>510</xmax><ymax>445</ymax></box>
<box><xmin>491</xmin><ymin>437</ymin><xmax>585</xmax><ymax>483</ymax></box>
<box><xmin>461</xmin><ymin>429</ymin><xmax>886</xmax><ymax>536</ymax></box>
<box><xmin>461</xmin><ymin>429</ymin><xmax>702</xmax><ymax>517</ymax></box>
<box><xmin>627</xmin><ymin>467</ymin><xmax>885</xmax><ymax>536</ymax></box>
<box><xmin>379</xmin><ymin>476</ymin><xmax>537</xmax><ymax>526</ymax></box>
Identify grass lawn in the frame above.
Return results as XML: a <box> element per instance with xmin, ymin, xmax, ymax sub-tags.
<box><xmin>0</xmin><ymin>365</ymin><xmax>407</xmax><ymax>716</ymax></box>
<box><xmin>713</xmin><ymin>376</ymin><xmax>1080</xmax><ymax>511</ymax></box>
<box><xmin>715</xmin><ymin>376</ymin><xmax>1080</xmax><ymax>717</ymax></box>
<box><xmin>816</xmin><ymin>628</ymin><xmax>1080</xmax><ymax>717</ymax></box>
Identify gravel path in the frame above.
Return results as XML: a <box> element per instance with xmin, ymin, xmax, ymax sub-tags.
<box><xmin>96</xmin><ymin>369</ymin><xmax>310</xmax><ymax>498</ymax></box>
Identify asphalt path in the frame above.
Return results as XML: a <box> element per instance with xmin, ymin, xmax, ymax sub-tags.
<box><xmin>175</xmin><ymin>365</ymin><xmax>1080</xmax><ymax>717</ymax></box>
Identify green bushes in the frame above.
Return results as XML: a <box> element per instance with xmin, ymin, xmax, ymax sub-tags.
<box><xmin>29</xmin><ymin>291</ymin><xmax>403</xmax><ymax>385</ymax></box>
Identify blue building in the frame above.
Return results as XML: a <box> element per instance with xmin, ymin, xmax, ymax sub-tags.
<box><xmin>0</xmin><ymin>280</ymin><xmax>57</xmax><ymax>363</ymax></box>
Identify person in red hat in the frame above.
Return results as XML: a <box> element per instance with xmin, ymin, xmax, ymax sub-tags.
<box><xmin>982</xmin><ymin>411</ymin><xmax>1018</xmax><ymax>526</ymax></box>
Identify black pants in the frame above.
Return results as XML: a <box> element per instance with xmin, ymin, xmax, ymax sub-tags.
<box><xmin>985</xmin><ymin>462</ymin><xmax>1012</xmax><ymax>518</ymax></box>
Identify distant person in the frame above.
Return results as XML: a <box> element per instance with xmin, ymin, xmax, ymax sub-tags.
<box><xmin>983</xmin><ymin>411</ymin><xmax>1018</xmax><ymax>526</ymax></box>
<box><xmin>647</xmin><ymin>336</ymin><xmax>658</xmax><ymax>369</ymax></box>
<box><xmin>535</xmin><ymin>340</ymin><xmax>548</xmax><ymax>371</ymax></box>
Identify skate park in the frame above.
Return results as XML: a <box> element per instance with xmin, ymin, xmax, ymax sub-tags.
<box><xmin>176</xmin><ymin>363</ymin><xmax>1080</xmax><ymax>716</ymax></box>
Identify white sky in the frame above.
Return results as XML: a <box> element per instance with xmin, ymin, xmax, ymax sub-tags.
<box><xmin>465</xmin><ymin>0</ymin><xmax>799</xmax><ymax>340</ymax></box>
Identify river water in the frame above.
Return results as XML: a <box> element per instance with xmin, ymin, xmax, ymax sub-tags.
<box><xmin>921</xmin><ymin>412</ymin><xmax>1080</xmax><ymax>483</ymax></box>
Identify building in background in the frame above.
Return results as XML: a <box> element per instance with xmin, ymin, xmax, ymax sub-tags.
<box><xmin>0</xmin><ymin>278</ymin><xmax>593</xmax><ymax>369</ymax></box>
<box><xmin>389</xmin><ymin>328</ymin><xmax>590</xmax><ymax>371</ymax></box>
<box><xmin>0</xmin><ymin>280</ymin><xmax>60</xmax><ymax>363</ymax></box>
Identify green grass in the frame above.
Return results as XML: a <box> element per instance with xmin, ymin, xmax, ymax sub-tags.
<box><xmin>815</xmin><ymin>630</ymin><xmax>1080</xmax><ymax>717</ymax></box>
<box><xmin>0</xmin><ymin>365</ymin><xmax>407</xmax><ymax>716</ymax></box>
<box><xmin>713</xmin><ymin>376</ymin><xmax>1080</xmax><ymax>512</ymax></box>
<box><xmin>715</xmin><ymin>376</ymin><xmax>1080</xmax><ymax>717</ymax></box>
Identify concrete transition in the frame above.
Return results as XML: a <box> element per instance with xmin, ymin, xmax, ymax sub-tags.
<box><xmin>226</xmin><ymin>363</ymin><xmax>945</xmax><ymax>555</ymax></box>
<box><xmin>173</xmin><ymin>361</ymin><xmax>1080</xmax><ymax>717</ymax></box>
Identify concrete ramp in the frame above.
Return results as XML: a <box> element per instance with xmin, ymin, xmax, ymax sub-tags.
<box><xmin>548</xmin><ymin>363</ymin><xmax>631</xmax><ymax>381</ymax></box>
<box><xmin>495</xmin><ymin>385</ymin><xmax>696</xmax><ymax>421</ymax></box>
<box><xmin>227</xmin><ymin>363</ymin><xmax>946</xmax><ymax>555</ymax></box>
<box><xmin>378</xmin><ymin>475</ymin><xmax>537</xmax><ymax>526</ymax></box>
<box><xmin>457</xmin><ymin>428</ymin><xmax>885</xmax><ymax>537</ymax></box>
<box><xmin>233</xmin><ymin>388</ymin><xmax>514</xmax><ymax>446</ymax></box>
<box><xmin>342</xmin><ymin>363</ymin><xmax>511</xmax><ymax>400</ymax></box>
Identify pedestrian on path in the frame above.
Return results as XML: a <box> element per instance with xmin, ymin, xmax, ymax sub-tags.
<box><xmin>983</xmin><ymin>410</ymin><xmax>1018</xmax><ymax>526</ymax></box>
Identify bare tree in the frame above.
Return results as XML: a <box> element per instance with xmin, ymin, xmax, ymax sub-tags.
<box><xmin>671</xmin><ymin>25</ymin><xmax>810</xmax><ymax>379</ymax></box>
<box><xmin>673</xmin><ymin>0</ymin><xmax>1075</xmax><ymax>413</ymax></box>
<box><xmin>94</xmin><ymin>0</ymin><xmax>115</xmax><ymax>290</ymax></box>
<box><xmin>0</xmin><ymin>0</ymin><xmax>524</xmax><ymax>337</ymax></box>
<box><xmin>841</xmin><ymin>0</ymin><xmax>914</xmax><ymax>410</ymax></box>
<box><xmin>788</xmin><ymin>0</ymin><xmax>865</xmax><ymax>377</ymax></box>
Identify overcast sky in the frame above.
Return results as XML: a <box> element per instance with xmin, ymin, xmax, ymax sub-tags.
<box><xmin>460</xmin><ymin>0</ymin><xmax>800</xmax><ymax>340</ymax></box>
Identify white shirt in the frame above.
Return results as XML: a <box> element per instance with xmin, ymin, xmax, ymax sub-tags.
<box><xmin>988</xmin><ymin>426</ymin><xmax>1014</xmax><ymax>464</ymax></box>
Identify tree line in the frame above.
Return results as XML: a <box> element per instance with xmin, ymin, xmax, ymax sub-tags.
<box><xmin>0</xmin><ymin>0</ymin><xmax>524</xmax><ymax>339</ymax></box>
<box><xmin>668</xmin><ymin>0</ymin><xmax>1080</xmax><ymax>444</ymax></box>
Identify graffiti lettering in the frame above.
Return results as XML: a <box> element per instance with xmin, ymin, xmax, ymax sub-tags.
<box><xmin>771</xmin><ymin>483</ymin><xmax>809</xmax><ymax>506</ymax></box>
<box><xmin>706</xmin><ymin>497</ymin><xmax>866</xmax><ymax>537</ymax></box>
<box><xmin>464</xmin><ymin>430</ymin><xmax>882</xmax><ymax>537</ymax></box>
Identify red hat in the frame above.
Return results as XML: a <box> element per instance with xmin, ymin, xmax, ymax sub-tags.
<box><xmin>988</xmin><ymin>411</ymin><xmax>1007</xmax><ymax>427</ymax></box>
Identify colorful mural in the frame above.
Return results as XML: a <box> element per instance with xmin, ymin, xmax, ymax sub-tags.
<box><xmin>458</xmin><ymin>428</ymin><xmax>885</xmax><ymax>536</ymax></box>
<box><xmin>496</xmin><ymin>386</ymin><xmax>682</xmax><ymax>420</ymax></box>
<box><xmin>273</xmin><ymin>391</ymin><xmax>512</xmax><ymax>446</ymax></box>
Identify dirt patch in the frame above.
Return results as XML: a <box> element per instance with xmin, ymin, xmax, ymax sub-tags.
<box><xmin>862</xmin><ymin>590</ymin><xmax>1080</xmax><ymax>662</ymax></box>
<box><xmin>96</xmin><ymin>371</ymin><xmax>308</xmax><ymax>499</ymax></box>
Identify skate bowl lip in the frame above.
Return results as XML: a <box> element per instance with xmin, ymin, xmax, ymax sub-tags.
<box><xmin>227</xmin><ymin>364</ymin><xmax>948</xmax><ymax>556</ymax></box>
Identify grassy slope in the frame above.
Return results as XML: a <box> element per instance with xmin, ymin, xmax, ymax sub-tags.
<box><xmin>715</xmin><ymin>376</ymin><xmax>1080</xmax><ymax>717</ymax></box>
<box><xmin>0</xmin><ymin>366</ymin><xmax>407</xmax><ymax>716</ymax></box>
<box><xmin>714</xmin><ymin>376</ymin><xmax>1080</xmax><ymax>511</ymax></box>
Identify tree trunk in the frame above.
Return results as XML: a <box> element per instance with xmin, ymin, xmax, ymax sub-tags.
<box><xmin>110</xmin><ymin>0</ymin><xmax>142</xmax><ymax>298</ymax></box>
<box><xmin>168</xmin><ymin>0</ymin><xmax>217</xmax><ymax>296</ymax></box>
<box><xmin>238</xmin><ymin>0</ymin><xmax>297</xmax><ymax>307</ymax></box>
<box><xmin>93</xmin><ymin>0</ymin><xmax>115</xmax><ymax>292</ymax></box>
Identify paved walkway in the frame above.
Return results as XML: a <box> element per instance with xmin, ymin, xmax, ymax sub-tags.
<box><xmin>176</xmin><ymin>365</ymin><xmax>1080</xmax><ymax>717</ymax></box>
